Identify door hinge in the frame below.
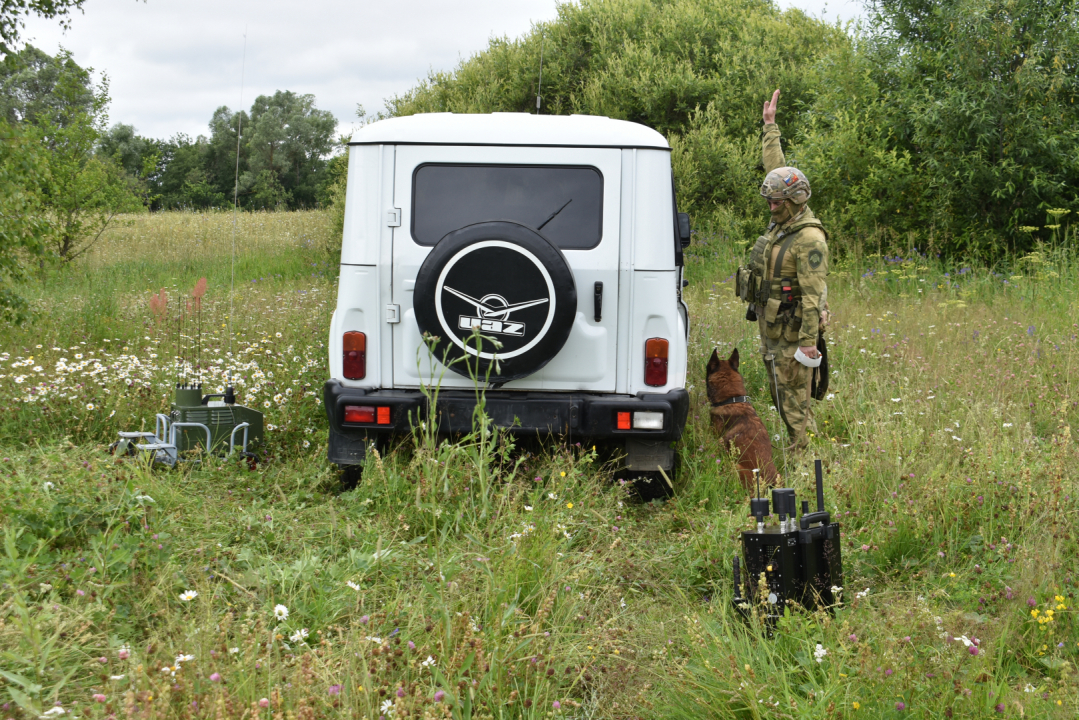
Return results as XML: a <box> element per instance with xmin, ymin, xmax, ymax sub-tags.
<box><xmin>386</xmin><ymin>304</ymin><xmax>401</xmax><ymax>323</ymax></box>
<box><xmin>386</xmin><ymin>208</ymin><xmax>401</xmax><ymax>227</ymax></box>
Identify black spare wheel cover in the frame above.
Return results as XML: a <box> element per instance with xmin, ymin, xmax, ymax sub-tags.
<box><xmin>413</xmin><ymin>221</ymin><xmax>577</xmax><ymax>383</ymax></box>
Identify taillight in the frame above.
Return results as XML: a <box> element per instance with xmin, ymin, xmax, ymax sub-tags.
<box><xmin>344</xmin><ymin>405</ymin><xmax>375</xmax><ymax>423</ymax></box>
<box><xmin>644</xmin><ymin>338</ymin><xmax>668</xmax><ymax>386</ymax></box>
<box><xmin>616</xmin><ymin>411</ymin><xmax>631</xmax><ymax>430</ymax></box>
<box><xmin>377</xmin><ymin>406</ymin><xmax>391</xmax><ymax>425</ymax></box>
<box><xmin>343</xmin><ymin>331</ymin><xmax>366</xmax><ymax>379</ymax></box>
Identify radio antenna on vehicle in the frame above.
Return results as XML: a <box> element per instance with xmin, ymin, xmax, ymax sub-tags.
<box><xmin>536</xmin><ymin>29</ymin><xmax>544</xmax><ymax>113</ymax></box>
<box><xmin>229</xmin><ymin>28</ymin><xmax>247</xmax><ymax>376</ymax></box>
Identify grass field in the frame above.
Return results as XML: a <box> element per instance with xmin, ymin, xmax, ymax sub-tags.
<box><xmin>0</xmin><ymin>210</ymin><xmax>1076</xmax><ymax>719</ymax></box>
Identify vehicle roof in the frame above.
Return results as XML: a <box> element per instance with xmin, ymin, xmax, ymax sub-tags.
<box><xmin>349</xmin><ymin>113</ymin><xmax>670</xmax><ymax>150</ymax></box>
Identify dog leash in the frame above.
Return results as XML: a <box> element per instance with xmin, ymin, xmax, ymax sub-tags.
<box><xmin>711</xmin><ymin>396</ymin><xmax>752</xmax><ymax>407</ymax></box>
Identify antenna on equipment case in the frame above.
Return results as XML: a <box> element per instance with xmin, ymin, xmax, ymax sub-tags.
<box><xmin>536</xmin><ymin>29</ymin><xmax>544</xmax><ymax>113</ymax></box>
<box><xmin>229</xmin><ymin>27</ymin><xmax>247</xmax><ymax>373</ymax></box>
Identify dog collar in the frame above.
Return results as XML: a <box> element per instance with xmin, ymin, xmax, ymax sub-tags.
<box><xmin>711</xmin><ymin>396</ymin><xmax>752</xmax><ymax>407</ymax></box>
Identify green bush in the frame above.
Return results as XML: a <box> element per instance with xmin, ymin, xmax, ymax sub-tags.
<box><xmin>386</xmin><ymin>0</ymin><xmax>1079</xmax><ymax>260</ymax></box>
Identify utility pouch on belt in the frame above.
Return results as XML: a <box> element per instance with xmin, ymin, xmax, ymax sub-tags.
<box><xmin>734</xmin><ymin>267</ymin><xmax>749</xmax><ymax>301</ymax></box>
<box><xmin>764</xmin><ymin>297</ymin><xmax>781</xmax><ymax>324</ymax></box>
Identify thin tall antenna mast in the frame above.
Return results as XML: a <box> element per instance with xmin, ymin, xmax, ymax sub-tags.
<box><xmin>229</xmin><ymin>28</ymin><xmax>247</xmax><ymax>380</ymax></box>
<box><xmin>535</xmin><ymin>30</ymin><xmax>544</xmax><ymax>113</ymax></box>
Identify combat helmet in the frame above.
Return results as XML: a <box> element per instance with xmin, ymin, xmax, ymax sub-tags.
<box><xmin>760</xmin><ymin>166</ymin><xmax>811</xmax><ymax>204</ymax></box>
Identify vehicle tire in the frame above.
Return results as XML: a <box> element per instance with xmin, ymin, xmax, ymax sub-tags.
<box><xmin>339</xmin><ymin>464</ymin><xmax>363</xmax><ymax>492</ymax></box>
<box><xmin>627</xmin><ymin>470</ymin><xmax>676</xmax><ymax>502</ymax></box>
<box><xmin>413</xmin><ymin>221</ymin><xmax>577</xmax><ymax>383</ymax></box>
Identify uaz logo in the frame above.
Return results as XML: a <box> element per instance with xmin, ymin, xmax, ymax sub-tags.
<box><xmin>444</xmin><ymin>287</ymin><xmax>549</xmax><ymax>337</ymax></box>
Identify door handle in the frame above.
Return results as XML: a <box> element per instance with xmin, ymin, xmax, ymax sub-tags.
<box><xmin>594</xmin><ymin>281</ymin><xmax>603</xmax><ymax>322</ymax></box>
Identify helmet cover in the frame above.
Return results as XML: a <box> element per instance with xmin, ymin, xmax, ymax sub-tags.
<box><xmin>760</xmin><ymin>166</ymin><xmax>811</xmax><ymax>204</ymax></box>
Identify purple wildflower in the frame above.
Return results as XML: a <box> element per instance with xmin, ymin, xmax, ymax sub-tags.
<box><xmin>434</xmin><ymin>690</ymin><xmax>445</xmax><ymax>702</ymax></box>
<box><xmin>328</xmin><ymin>685</ymin><xmax>342</xmax><ymax>696</ymax></box>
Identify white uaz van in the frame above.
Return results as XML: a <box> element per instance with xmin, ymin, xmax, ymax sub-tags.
<box><xmin>324</xmin><ymin>113</ymin><xmax>690</xmax><ymax>484</ymax></box>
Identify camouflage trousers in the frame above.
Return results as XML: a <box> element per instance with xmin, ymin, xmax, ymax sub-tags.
<box><xmin>762</xmin><ymin>340</ymin><xmax>817</xmax><ymax>450</ymax></box>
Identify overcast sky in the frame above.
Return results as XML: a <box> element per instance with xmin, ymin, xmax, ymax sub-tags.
<box><xmin>21</xmin><ymin>0</ymin><xmax>865</xmax><ymax>142</ymax></box>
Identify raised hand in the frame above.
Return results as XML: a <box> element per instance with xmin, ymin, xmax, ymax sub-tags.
<box><xmin>763</xmin><ymin>88</ymin><xmax>780</xmax><ymax>124</ymax></box>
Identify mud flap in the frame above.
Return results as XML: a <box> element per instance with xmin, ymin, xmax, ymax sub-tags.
<box><xmin>328</xmin><ymin>427</ymin><xmax>367</xmax><ymax>466</ymax></box>
<box><xmin>625</xmin><ymin>438</ymin><xmax>675</xmax><ymax>472</ymax></box>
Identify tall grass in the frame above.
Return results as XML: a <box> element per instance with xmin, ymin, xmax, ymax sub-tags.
<box><xmin>0</xmin><ymin>210</ymin><xmax>1076</xmax><ymax>719</ymax></box>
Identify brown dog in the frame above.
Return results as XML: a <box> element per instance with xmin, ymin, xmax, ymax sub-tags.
<box><xmin>706</xmin><ymin>347</ymin><xmax>778</xmax><ymax>489</ymax></box>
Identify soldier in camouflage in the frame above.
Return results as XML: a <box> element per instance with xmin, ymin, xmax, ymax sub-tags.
<box><xmin>741</xmin><ymin>89</ymin><xmax>830</xmax><ymax>452</ymax></box>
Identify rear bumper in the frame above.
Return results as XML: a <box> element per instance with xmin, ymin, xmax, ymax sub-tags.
<box><xmin>324</xmin><ymin>380</ymin><xmax>689</xmax><ymax>443</ymax></box>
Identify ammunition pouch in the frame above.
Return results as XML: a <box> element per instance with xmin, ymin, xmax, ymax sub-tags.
<box><xmin>736</xmin><ymin>266</ymin><xmax>765</xmax><ymax>302</ymax></box>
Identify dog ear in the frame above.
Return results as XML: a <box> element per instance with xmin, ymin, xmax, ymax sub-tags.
<box><xmin>707</xmin><ymin>348</ymin><xmax>722</xmax><ymax>375</ymax></box>
<box><xmin>728</xmin><ymin>347</ymin><xmax>740</xmax><ymax>371</ymax></box>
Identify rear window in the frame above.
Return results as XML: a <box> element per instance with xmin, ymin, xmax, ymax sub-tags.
<box><xmin>411</xmin><ymin>164</ymin><xmax>603</xmax><ymax>249</ymax></box>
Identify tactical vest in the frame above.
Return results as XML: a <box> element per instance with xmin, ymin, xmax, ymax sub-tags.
<box><xmin>735</xmin><ymin>215</ymin><xmax>827</xmax><ymax>311</ymax></box>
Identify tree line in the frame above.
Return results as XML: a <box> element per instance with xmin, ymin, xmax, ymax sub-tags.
<box><xmin>388</xmin><ymin>0</ymin><xmax>1079</xmax><ymax>260</ymax></box>
<box><xmin>0</xmin><ymin>41</ymin><xmax>340</xmax><ymax>319</ymax></box>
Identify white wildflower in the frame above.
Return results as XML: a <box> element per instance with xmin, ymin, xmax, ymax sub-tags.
<box><xmin>813</xmin><ymin>644</ymin><xmax>828</xmax><ymax>663</ymax></box>
<box><xmin>179</xmin><ymin>590</ymin><xmax>198</xmax><ymax>602</ymax></box>
<box><xmin>421</xmin><ymin>655</ymin><xmax>436</xmax><ymax>667</ymax></box>
<box><xmin>347</xmin><ymin>580</ymin><xmax>361</xmax><ymax>591</ymax></box>
<box><xmin>289</xmin><ymin>629</ymin><xmax>309</xmax><ymax>643</ymax></box>
<box><xmin>381</xmin><ymin>699</ymin><xmax>395</xmax><ymax>714</ymax></box>
<box><xmin>229</xmin><ymin>647</ymin><xmax>239</xmax><ymax>654</ymax></box>
<box><xmin>110</xmin><ymin>675</ymin><xmax>126</xmax><ymax>680</ymax></box>
<box><xmin>43</xmin><ymin>481</ymin><xmax>55</xmax><ymax>491</ymax></box>
<box><xmin>855</xmin><ymin>588</ymin><xmax>870</xmax><ymax>599</ymax></box>
<box><xmin>273</xmin><ymin>604</ymin><xmax>289</xmax><ymax>620</ymax></box>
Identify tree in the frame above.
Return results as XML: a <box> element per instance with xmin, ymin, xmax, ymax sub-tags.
<box><xmin>855</xmin><ymin>0</ymin><xmax>1079</xmax><ymax>255</ymax></box>
<box><xmin>0</xmin><ymin>44</ymin><xmax>93</xmax><ymax>125</ymax></box>
<box><xmin>244</xmin><ymin>90</ymin><xmax>336</xmax><ymax>208</ymax></box>
<box><xmin>151</xmin><ymin>133</ymin><xmax>227</xmax><ymax>210</ymax></box>
<box><xmin>0</xmin><ymin>0</ymin><xmax>86</xmax><ymax>57</ymax></box>
<box><xmin>27</xmin><ymin>50</ymin><xmax>144</xmax><ymax>261</ymax></box>
<box><xmin>0</xmin><ymin>118</ymin><xmax>48</xmax><ymax>321</ymax></box>
<box><xmin>387</xmin><ymin>0</ymin><xmax>845</xmax><ymax>225</ymax></box>
<box><xmin>203</xmin><ymin>105</ymin><xmax>249</xmax><ymax>205</ymax></box>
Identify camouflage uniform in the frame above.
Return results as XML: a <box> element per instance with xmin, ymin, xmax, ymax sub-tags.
<box><xmin>748</xmin><ymin>122</ymin><xmax>829</xmax><ymax>450</ymax></box>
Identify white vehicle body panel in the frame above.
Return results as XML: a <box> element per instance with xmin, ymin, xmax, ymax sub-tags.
<box><xmin>330</xmin><ymin>113</ymin><xmax>687</xmax><ymax>398</ymax></box>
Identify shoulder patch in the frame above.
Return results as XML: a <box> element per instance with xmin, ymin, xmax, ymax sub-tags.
<box><xmin>808</xmin><ymin>249</ymin><xmax>823</xmax><ymax>269</ymax></box>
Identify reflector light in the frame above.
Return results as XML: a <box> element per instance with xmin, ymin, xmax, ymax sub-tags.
<box><xmin>377</xmin><ymin>406</ymin><xmax>391</xmax><ymax>425</ymax></box>
<box><xmin>633</xmin><ymin>411</ymin><xmax>664</xmax><ymax>430</ymax></box>
<box><xmin>616</xmin><ymin>411</ymin><xmax>631</xmax><ymax>430</ymax></box>
<box><xmin>343</xmin><ymin>331</ymin><xmax>366</xmax><ymax>380</ymax></box>
<box><xmin>644</xmin><ymin>337</ymin><xmax>669</xmax><ymax>386</ymax></box>
<box><xmin>344</xmin><ymin>405</ymin><xmax>376</xmax><ymax>423</ymax></box>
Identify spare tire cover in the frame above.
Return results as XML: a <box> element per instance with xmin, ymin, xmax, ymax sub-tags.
<box><xmin>413</xmin><ymin>221</ymin><xmax>577</xmax><ymax>383</ymax></box>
